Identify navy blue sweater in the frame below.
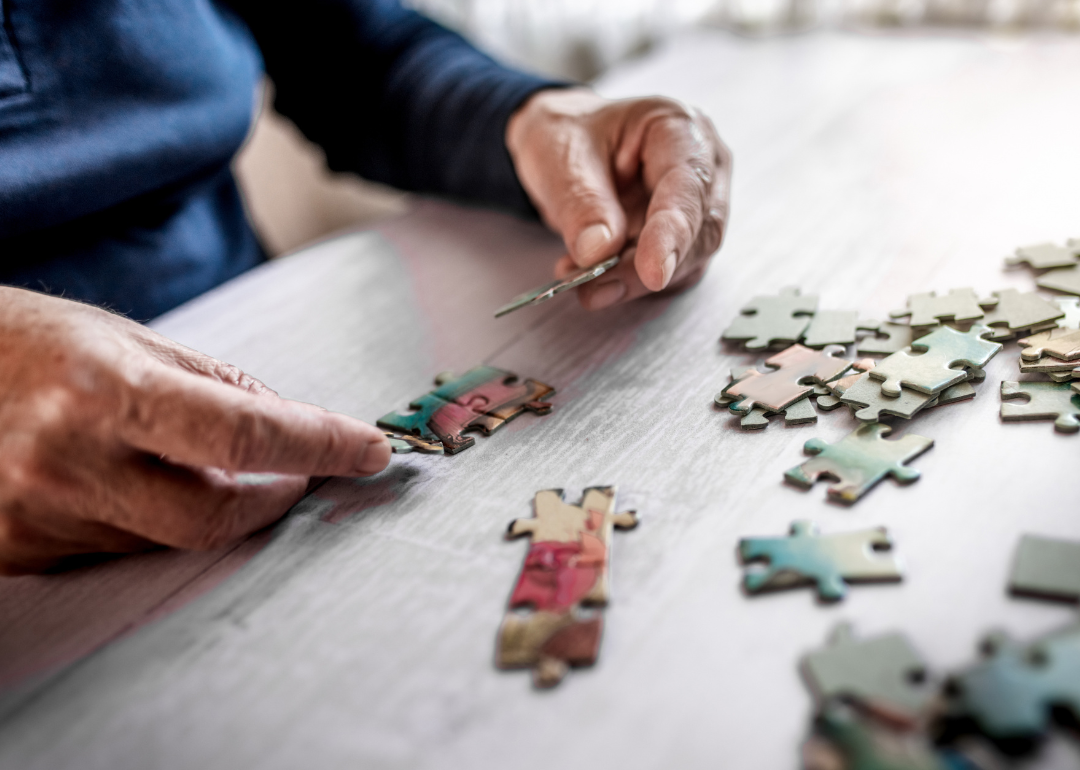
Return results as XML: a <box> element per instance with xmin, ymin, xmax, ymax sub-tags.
<box><xmin>0</xmin><ymin>0</ymin><xmax>557</xmax><ymax>319</ymax></box>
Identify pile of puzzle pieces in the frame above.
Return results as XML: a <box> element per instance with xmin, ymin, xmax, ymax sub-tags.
<box><xmin>797</xmin><ymin>532</ymin><xmax>1080</xmax><ymax>768</ymax></box>
<box><xmin>718</xmin><ymin>253</ymin><xmax>1080</xmax><ymax>502</ymax></box>
<box><xmin>998</xmin><ymin>240</ymin><xmax>1080</xmax><ymax>434</ymax></box>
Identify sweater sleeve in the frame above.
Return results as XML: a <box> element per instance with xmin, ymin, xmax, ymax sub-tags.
<box><xmin>222</xmin><ymin>0</ymin><xmax>568</xmax><ymax>215</ymax></box>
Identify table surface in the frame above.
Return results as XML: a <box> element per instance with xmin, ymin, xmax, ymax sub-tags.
<box><xmin>3</xmin><ymin>29</ymin><xmax>1080</xmax><ymax>770</ymax></box>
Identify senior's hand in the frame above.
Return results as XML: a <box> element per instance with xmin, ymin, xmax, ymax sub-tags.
<box><xmin>506</xmin><ymin>87</ymin><xmax>731</xmax><ymax>310</ymax></box>
<box><xmin>0</xmin><ymin>288</ymin><xmax>390</xmax><ymax>574</ymax></box>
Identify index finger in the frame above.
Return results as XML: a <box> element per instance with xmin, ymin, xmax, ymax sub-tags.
<box><xmin>116</xmin><ymin>364</ymin><xmax>390</xmax><ymax>477</ymax></box>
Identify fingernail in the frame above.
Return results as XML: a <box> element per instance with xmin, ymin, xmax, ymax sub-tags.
<box><xmin>589</xmin><ymin>279</ymin><xmax>626</xmax><ymax>310</ymax></box>
<box><xmin>574</xmin><ymin>224</ymin><xmax>612</xmax><ymax>264</ymax></box>
<box><xmin>355</xmin><ymin>435</ymin><xmax>392</xmax><ymax>475</ymax></box>
<box><xmin>661</xmin><ymin>252</ymin><xmax>678</xmax><ymax>288</ymax></box>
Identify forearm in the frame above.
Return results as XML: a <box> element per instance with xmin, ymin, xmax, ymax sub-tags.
<box><xmin>225</xmin><ymin>0</ymin><xmax>566</xmax><ymax>214</ymax></box>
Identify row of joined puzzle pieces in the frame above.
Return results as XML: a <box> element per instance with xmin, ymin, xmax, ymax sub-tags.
<box><xmin>798</xmin><ymin>532</ymin><xmax>1080</xmax><ymax>768</ymax></box>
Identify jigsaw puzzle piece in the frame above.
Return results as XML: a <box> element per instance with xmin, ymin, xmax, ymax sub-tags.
<box><xmin>496</xmin><ymin>609</ymin><xmax>602</xmax><ymax>689</ymax></box>
<box><xmin>839</xmin><ymin>373</ymin><xmax>936</xmax><ymax>422</ymax></box>
<box><xmin>735</xmin><ymin>396</ymin><xmax>818</xmax><ymax>430</ymax></box>
<box><xmin>815</xmin><ymin>358</ymin><xmax>875</xmax><ymax>410</ymax></box>
<box><xmin>1000</xmin><ymin>381</ymin><xmax>1080</xmax><ymax>433</ymax></box>
<box><xmin>869</xmin><ymin>324</ymin><xmax>1001</xmax><ymax>396</ymax></box>
<box><xmin>1018</xmin><ymin>327</ymin><xmax>1080</xmax><ymax>362</ymax></box>
<box><xmin>785</xmin><ymin>424</ymin><xmax>933</xmax><ymax>503</ymax></box>
<box><xmin>720</xmin><ymin>344</ymin><xmax>851</xmax><ymax>414</ymax></box>
<box><xmin>377</xmin><ymin>392</ymin><xmax>449</xmax><ymax>440</ymax></box>
<box><xmin>856</xmin><ymin>322</ymin><xmax>928</xmax><ymax>356</ymax></box>
<box><xmin>721</xmin><ymin>286</ymin><xmax>818</xmax><ymax>351</ymax></box>
<box><xmin>979</xmin><ymin>289</ymin><xmax>1064</xmax><ymax>341</ymax></box>
<box><xmin>803</xmin><ymin>310</ymin><xmax>859</xmax><ymax>348</ymax></box>
<box><xmin>1006</xmin><ymin>242</ymin><xmax>1080</xmax><ymax>271</ymax></box>
<box><xmin>436</xmin><ymin>366</ymin><xmax>555</xmax><ymax>419</ymax></box>
<box><xmin>383</xmin><ymin>431</ymin><xmax>445</xmax><ymax>454</ymax></box>
<box><xmin>943</xmin><ymin>624</ymin><xmax>1080</xmax><ymax>747</ymax></box>
<box><xmin>1009</xmin><ymin>534</ymin><xmax>1080</xmax><ymax>604</ymax></box>
<box><xmin>889</xmin><ymin>288</ymin><xmax>988</xmax><ymax>328</ymax></box>
<box><xmin>739</xmin><ymin>520</ymin><xmax>901</xmax><ymax>601</ymax></box>
<box><xmin>1049</xmin><ymin>370</ymin><xmax>1080</xmax><ymax>382</ymax></box>
<box><xmin>802</xmin><ymin>623</ymin><xmax>933</xmax><ymax>717</ymax></box>
<box><xmin>928</xmin><ymin>381</ymin><xmax>975</xmax><ymax>408</ymax></box>
<box><xmin>1037</xmin><ymin>265</ymin><xmax>1080</xmax><ymax>296</ymax></box>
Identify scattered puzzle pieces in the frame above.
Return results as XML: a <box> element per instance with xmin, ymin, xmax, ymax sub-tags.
<box><xmin>889</xmin><ymin>288</ymin><xmax>988</xmax><ymax>328</ymax></box>
<box><xmin>815</xmin><ymin>358</ymin><xmax>875</xmax><ymax>411</ymax></box>
<box><xmin>999</xmin><ymin>381</ymin><xmax>1080</xmax><ymax>433</ymax></box>
<box><xmin>719</xmin><ymin>344</ymin><xmax>850</xmax><ymax>414</ymax></box>
<box><xmin>1009</xmin><ymin>534</ymin><xmax>1080</xmax><ymax>604</ymax></box>
<box><xmin>803</xmin><ymin>310</ymin><xmax>860</xmax><ymax>348</ymax></box>
<box><xmin>715</xmin><ymin>366</ymin><xmax>818</xmax><ymax>429</ymax></box>
<box><xmin>378</xmin><ymin>366</ymin><xmax>554</xmax><ymax>454</ymax></box>
<box><xmin>839</xmin><ymin>373</ymin><xmax>936</xmax><ymax>422</ymax></box>
<box><xmin>497</xmin><ymin>487</ymin><xmax>637</xmax><ymax>687</ymax></box>
<box><xmin>1006</xmin><ymin>242</ymin><xmax>1080</xmax><ymax>271</ymax></box>
<box><xmin>943</xmin><ymin>624</ymin><xmax>1080</xmax><ymax>746</ymax></box>
<box><xmin>869</xmin><ymin>324</ymin><xmax>1001</xmax><ymax>396</ymax></box>
<box><xmin>785</xmin><ymin>424</ymin><xmax>933</xmax><ymax>503</ymax></box>
<box><xmin>1018</xmin><ymin>327</ymin><xmax>1080</xmax><ymax>362</ymax></box>
<box><xmin>802</xmin><ymin>623</ymin><xmax>933</xmax><ymax>717</ymax></box>
<box><xmin>739</xmin><ymin>520</ymin><xmax>902</xmax><ymax>601</ymax></box>
<box><xmin>1037</xmin><ymin>265</ymin><xmax>1080</xmax><ymax>296</ymax></box>
<box><xmin>721</xmin><ymin>286</ymin><xmax>818</xmax><ymax>351</ymax></box>
<box><xmin>979</xmin><ymin>288</ymin><xmax>1063</xmax><ymax>341</ymax></box>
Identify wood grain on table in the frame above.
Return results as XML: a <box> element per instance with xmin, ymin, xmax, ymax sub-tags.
<box><xmin>2</xmin><ymin>30</ymin><xmax>1080</xmax><ymax>770</ymax></box>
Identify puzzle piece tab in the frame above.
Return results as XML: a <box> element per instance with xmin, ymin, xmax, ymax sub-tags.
<box><xmin>839</xmin><ymin>372</ymin><xmax>936</xmax><ymax>422</ymax></box>
<box><xmin>869</xmin><ymin>324</ymin><xmax>1001</xmax><ymax>396</ymax></box>
<box><xmin>497</xmin><ymin>487</ymin><xmax>637</xmax><ymax>688</ymax></box>
<box><xmin>785</xmin><ymin>424</ymin><xmax>933</xmax><ymax>504</ymax></box>
<box><xmin>721</xmin><ymin>286</ymin><xmax>818</xmax><ymax>351</ymax></box>
<box><xmin>802</xmin><ymin>623</ymin><xmax>933</xmax><ymax>717</ymax></box>
<box><xmin>739</xmin><ymin>520</ymin><xmax>902</xmax><ymax>601</ymax></box>
<box><xmin>378</xmin><ymin>366</ymin><xmax>554</xmax><ymax>454</ymax></box>
<box><xmin>1000</xmin><ymin>381</ymin><xmax>1080</xmax><ymax>434</ymax></box>
<box><xmin>383</xmin><ymin>431</ymin><xmax>445</xmax><ymax>454</ymax></box>
<box><xmin>719</xmin><ymin>344</ymin><xmax>850</xmax><ymax>414</ymax></box>
<box><xmin>856</xmin><ymin>322</ymin><xmax>928</xmax><ymax>356</ymax></box>
<box><xmin>943</xmin><ymin>624</ymin><xmax>1080</xmax><ymax>746</ymax></box>
<box><xmin>889</xmin><ymin>288</ymin><xmax>988</xmax><ymax>328</ymax></box>
<box><xmin>1009</xmin><ymin>534</ymin><xmax>1080</xmax><ymax>604</ymax></box>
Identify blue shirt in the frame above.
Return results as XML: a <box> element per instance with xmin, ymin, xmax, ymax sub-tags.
<box><xmin>0</xmin><ymin>0</ymin><xmax>557</xmax><ymax>319</ymax></box>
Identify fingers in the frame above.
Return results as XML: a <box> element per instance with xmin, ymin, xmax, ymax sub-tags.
<box><xmin>0</xmin><ymin>510</ymin><xmax>155</xmax><ymax>575</ymax></box>
<box><xmin>634</xmin><ymin>110</ymin><xmax>729</xmax><ymax>292</ymax></box>
<box><xmin>116</xmin><ymin>364</ymin><xmax>391</xmax><ymax>477</ymax></box>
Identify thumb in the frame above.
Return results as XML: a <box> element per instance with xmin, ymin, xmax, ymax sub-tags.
<box><xmin>544</xmin><ymin>150</ymin><xmax>627</xmax><ymax>268</ymax></box>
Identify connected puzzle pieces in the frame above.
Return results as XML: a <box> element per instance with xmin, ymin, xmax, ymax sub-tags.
<box><xmin>785</xmin><ymin>424</ymin><xmax>933</xmax><ymax>504</ymax></box>
<box><xmin>377</xmin><ymin>366</ymin><xmax>554</xmax><ymax>454</ymax></box>
<box><xmin>496</xmin><ymin>487</ymin><xmax>637</xmax><ymax>688</ymax></box>
<box><xmin>738</xmin><ymin>520</ymin><xmax>902</xmax><ymax>602</ymax></box>
<box><xmin>889</xmin><ymin>287</ymin><xmax>989</xmax><ymax>328</ymax></box>
<box><xmin>999</xmin><ymin>380</ymin><xmax>1080</xmax><ymax>434</ymax></box>
<box><xmin>721</xmin><ymin>286</ymin><xmax>818</xmax><ymax>351</ymax></box>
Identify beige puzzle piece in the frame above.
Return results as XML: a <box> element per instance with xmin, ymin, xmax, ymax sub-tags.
<box><xmin>980</xmin><ymin>288</ymin><xmax>1064</xmax><ymax>341</ymax></box>
<box><xmin>1019</xmin><ymin>327</ymin><xmax>1080</xmax><ymax>362</ymax></box>
<box><xmin>1038</xmin><ymin>265</ymin><xmax>1080</xmax><ymax>296</ymax></box>
<box><xmin>719</xmin><ymin>344</ymin><xmax>851</xmax><ymax>413</ymax></box>
<box><xmin>1006</xmin><ymin>242</ymin><xmax>1080</xmax><ymax>271</ymax></box>
<box><xmin>889</xmin><ymin>288</ymin><xmax>988</xmax><ymax>328</ymax></box>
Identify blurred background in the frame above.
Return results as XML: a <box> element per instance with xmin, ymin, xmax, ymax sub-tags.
<box><xmin>233</xmin><ymin>0</ymin><xmax>1080</xmax><ymax>257</ymax></box>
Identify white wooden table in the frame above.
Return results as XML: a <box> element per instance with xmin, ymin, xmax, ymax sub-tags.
<box><xmin>2</xmin><ymin>30</ymin><xmax>1080</xmax><ymax>770</ymax></box>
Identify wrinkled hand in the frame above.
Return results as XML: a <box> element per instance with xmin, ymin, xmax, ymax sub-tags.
<box><xmin>0</xmin><ymin>288</ymin><xmax>390</xmax><ymax>574</ymax></box>
<box><xmin>507</xmin><ymin>87</ymin><xmax>732</xmax><ymax>310</ymax></box>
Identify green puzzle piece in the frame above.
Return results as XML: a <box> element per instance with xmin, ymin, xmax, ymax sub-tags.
<box><xmin>945</xmin><ymin>624</ymin><xmax>1080</xmax><ymax>744</ymax></box>
<box><xmin>785</xmin><ymin>424</ymin><xmax>934</xmax><ymax>504</ymax></box>
<box><xmin>738</xmin><ymin>520</ymin><xmax>902</xmax><ymax>602</ymax></box>
<box><xmin>869</xmin><ymin>324</ymin><xmax>1001</xmax><ymax>397</ymax></box>
<box><xmin>1000</xmin><ymin>380</ymin><xmax>1080</xmax><ymax>434</ymax></box>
